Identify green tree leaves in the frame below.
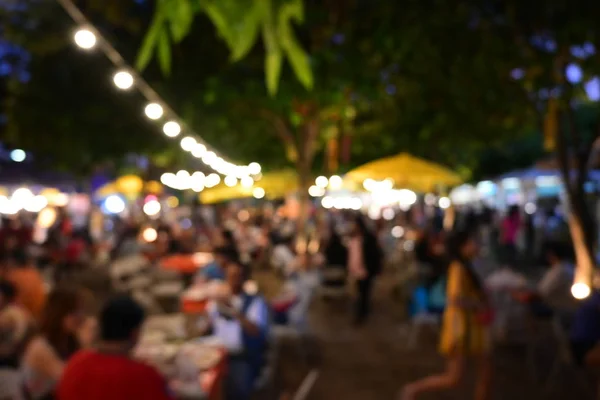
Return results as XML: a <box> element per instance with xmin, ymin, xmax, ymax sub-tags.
<box><xmin>137</xmin><ymin>0</ymin><xmax>313</xmax><ymax>95</ymax></box>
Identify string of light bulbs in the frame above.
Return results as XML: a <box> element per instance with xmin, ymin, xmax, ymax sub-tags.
<box><xmin>55</xmin><ymin>0</ymin><xmax>261</xmax><ymax>180</ymax></box>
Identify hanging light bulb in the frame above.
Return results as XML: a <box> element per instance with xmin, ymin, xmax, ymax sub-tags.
<box><xmin>241</xmin><ymin>176</ymin><xmax>254</xmax><ymax>188</ymax></box>
<box><xmin>205</xmin><ymin>174</ymin><xmax>221</xmax><ymax>188</ymax></box>
<box><xmin>248</xmin><ymin>162</ymin><xmax>261</xmax><ymax>175</ymax></box>
<box><xmin>144</xmin><ymin>103</ymin><xmax>163</xmax><ymax>120</ymax></box>
<box><xmin>113</xmin><ymin>71</ymin><xmax>134</xmax><ymax>90</ymax></box>
<box><xmin>192</xmin><ymin>143</ymin><xmax>207</xmax><ymax>158</ymax></box>
<box><xmin>163</xmin><ymin>121</ymin><xmax>181</xmax><ymax>137</ymax></box>
<box><xmin>224</xmin><ymin>176</ymin><xmax>237</xmax><ymax>187</ymax></box>
<box><xmin>74</xmin><ymin>28</ymin><xmax>96</xmax><ymax>49</ymax></box>
<box><xmin>202</xmin><ymin>151</ymin><xmax>217</xmax><ymax>165</ymax></box>
<box><xmin>180</xmin><ymin>136</ymin><xmax>197</xmax><ymax>151</ymax></box>
<box><xmin>253</xmin><ymin>187</ymin><xmax>265</xmax><ymax>199</ymax></box>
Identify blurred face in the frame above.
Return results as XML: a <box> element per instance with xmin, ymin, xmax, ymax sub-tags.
<box><xmin>460</xmin><ymin>237</ymin><xmax>478</xmax><ymax>259</ymax></box>
<box><xmin>214</xmin><ymin>253</ymin><xmax>227</xmax><ymax>267</ymax></box>
<box><xmin>63</xmin><ymin>306</ymin><xmax>86</xmax><ymax>334</ymax></box>
<box><xmin>226</xmin><ymin>264</ymin><xmax>244</xmax><ymax>293</ymax></box>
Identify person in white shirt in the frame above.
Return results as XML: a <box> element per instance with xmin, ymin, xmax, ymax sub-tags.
<box><xmin>205</xmin><ymin>262</ymin><xmax>269</xmax><ymax>400</ymax></box>
<box><xmin>271</xmin><ymin>237</ymin><xmax>296</xmax><ymax>276</ymax></box>
<box><xmin>513</xmin><ymin>241</ymin><xmax>575</xmax><ymax>315</ymax></box>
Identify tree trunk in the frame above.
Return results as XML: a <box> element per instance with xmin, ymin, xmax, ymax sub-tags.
<box><xmin>294</xmin><ymin>118</ymin><xmax>320</xmax><ymax>253</ymax></box>
<box><xmin>556</xmin><ymin>108</ymin><xmax>596</xmax><ymax>288</ymax></box>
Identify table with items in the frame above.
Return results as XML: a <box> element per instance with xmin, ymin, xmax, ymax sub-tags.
<box><xmin>135</xmin><ymin>314</ymin><xmax>227</xmax><ymax>400</ymax></box>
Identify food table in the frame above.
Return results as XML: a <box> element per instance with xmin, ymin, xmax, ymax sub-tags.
<box><xmin>136</xmin><ymin>314</ymin><xmax>227</xmax><ymax>400</ymax></box>
<box><xmin>180</xmin><ymin>281</ymin><xmax>231</xmax><ymax>314</ymax></box>
<box><xmin>161</xmin><ymin>253</ymin><xmax>214</xmax><ymax>274</ymax></box>
<box><xmin>161</xmin><ymin>252</ymin><xmax>214</xmax><ymax>287</ymax></box>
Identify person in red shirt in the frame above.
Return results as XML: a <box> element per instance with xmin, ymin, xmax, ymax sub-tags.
<box><xmin>57</xmin><ymin>295</ymin><xmax>173</xmax><ymax>400</ymax></box>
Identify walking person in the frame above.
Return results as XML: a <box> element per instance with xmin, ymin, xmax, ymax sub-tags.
<box><xmin>348</xmin><ymin>216</ymin><xmax>383</xmax><ymax>326</ymax></box>
<box><xmin>401</xmin><ymin>231</ymin><xmax>492</xmax><ymax>400</ymax></box>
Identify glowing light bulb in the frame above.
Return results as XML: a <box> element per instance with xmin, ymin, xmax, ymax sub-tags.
<box><xmin>321</xmin><ymin>196</ymin><xmax>334</xmax><ymax>209</ymax></box>
<box><xmin>328</xmin><ymin>175</ymin><xmax>343</xmax><ymax>190</ymax></box>
<box><xmin>143</xmin><ymin>200</ymin><xmax>161</xmax><ymax>216</ymax></box>
<box><xmin>104</xmin><ymin>195</ymin><xmax>125</xmax><ymax>214</ymax></box>
<box><xmin>180</xmin><ymin>136</ymin><xmax>197</xmax><ymax>151</ymax></box>
<box><xmin>202</xmin><ymin>151</ymin><xmax>217</xmax><ymax>165</ymax></box>
<box><xmin>224</xmin><ymin>176</ymin><xmax>237</xmax><ymax>187</ymax></box>
<box><xmin>253</xmin><ymin>187</ymin><xmax>265</xmax><ymax>199</ymax></box>
<box><xmin>248</xmin><ymin>162</ymin><xmax>261</xmax><ymax>175</ymax></box>
<box><xmin>205</xmin><ymin>174</ymin><xmax>220</xmax><ymax>188</ymax></box>
<box><xmin>572</xmin><ymin>282</ymin><xmax>591</xmax><ymax>299</ymax></box>
<box><xmin>438</xmin><ymin>197</ymin><xmax>451</xmax><ymax>209</ymax></box>
<box><xmin>192</xmin><ymin>144</ymin><xmax>207</xmax><ymax>158</ymax></box>
<box><xmin>240</xmin><ymin>176</ymin><xmax>254</xmax><ymax>188</ymax></box>
<box><xmin>144</xmin><ymin>103</ymin><xmax>163</xmax><ymax>120</ymax></box>
<box><xmin>315</xmin><ymin>176</ymin><xmax>328</xmax><ymax>188</ymax></box>
<box><xmin>163</xmin><ymin>121</ymin><xmax>181</xmax><ymax>137</ymax></box>
<box><xmin>142</xmin><ymin>227</ymin><xmax>158</xmax><ymax>242</ymax></box>
<box><xmin>74</xmin><ymin>28</ymin><xmax>96</xmax><ymax>49</ymax></box>
<box><xmin>10</xmin><ymin>149</ymin><xmax>25</xmax><ymax>162</ymax></box>
<box><xmin>308</xmin><ymin>185</ymin><xmax>325</xmax><ymax>197</ymax></box>
<box><xmin>113</xmin><ymin>71</ymin><xmax>134</xmax><ymax>90</ymax></box>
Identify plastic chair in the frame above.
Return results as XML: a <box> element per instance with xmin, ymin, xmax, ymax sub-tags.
<box><xmin>406</xmin><ymin>285</ymin><xmax>444</xmax><ymax>349</ymax></box>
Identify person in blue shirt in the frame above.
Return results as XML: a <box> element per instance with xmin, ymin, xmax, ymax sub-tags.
<box><xmin>206</xmin><ymin>262</ymin><xmax>269</xmax><ymax>400</ymax></box>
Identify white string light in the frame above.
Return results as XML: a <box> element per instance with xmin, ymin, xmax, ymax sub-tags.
<box><xmin>144</xmin><ymin>103</ymin><xmax>163</xmax><ymax>120</ymax></box>
<box><xmin>74</xmin><ymin>28</ymin><xmax>96</xmax><ymax>49</ymax></box>
<box><xmin>163</xmin><ymin>121</ymin><xmax>181</xmax><ymax>137</ymax></box>
<box><xmin>113</xmin><ymin>70</ymin><xmax>134</xmax><ymax>90</ymax></box>
<box><xmin>180</xmin><ymin>136</ymin><xmax>197</xmax><ymax>151</ymax></box>
<box><xmin>55</xmin><ymin>0</ymin><xmax>262</xmax><ymax>180</ymax></box>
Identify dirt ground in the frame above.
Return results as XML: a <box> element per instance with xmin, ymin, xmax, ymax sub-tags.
<box><xmin>260</xmin><ymin>267</ymin><xmax>597</xmax><ymax>400</ymax></box>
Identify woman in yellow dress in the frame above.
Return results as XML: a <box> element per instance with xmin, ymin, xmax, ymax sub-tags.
<box><xmin>402</xmin><ymin>231</ymin><xmax>492</xmax><ymax>400</ymax></box>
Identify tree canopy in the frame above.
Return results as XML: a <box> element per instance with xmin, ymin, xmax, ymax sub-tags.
<box><xmin>4</xmin><ymin>0</ymin><xmax>600</xmax><ymax>183</ymax></box>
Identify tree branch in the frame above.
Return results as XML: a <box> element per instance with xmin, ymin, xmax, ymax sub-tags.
<box><xmin>256</xmin><ymin>108</ymin><xmax>298</xmax><ymax>153</ymax></box>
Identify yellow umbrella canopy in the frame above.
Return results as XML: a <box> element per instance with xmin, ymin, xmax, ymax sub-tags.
<box><xmin>145</xmin><ymin>180</ymin><xmax>163</xmax><ymax>195</ymax></box>
<box><xmin>200</xmin><ymin>169</ymin><xmax>299</xmax><ymax>204</ymax></box>
<box><xmin>95</xmin><ymin>182</ymin><xmax>119</xmax><ymax>198</ymax></box>
<box><xmin>345</xmin><ymin>152</ymin><xmax>462</xmax><ymax>192</ymax></box>
<box><xmin>115</xmin><ymin>175</ymin><xmax>144</xmax><ymax>195</ymax></box>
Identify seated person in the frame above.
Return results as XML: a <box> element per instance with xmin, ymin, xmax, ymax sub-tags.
<box><xmin>58</xmin><ymin>295</ymin><xmax>173</xmax><ymax>400</ymax></box>
<box><xmin>22</xmin><ymin>287</ymin><xmax>86</xmax><ymax>399</ymax></box>
<box><xmin>0</xmin><ymin>280</ymin><xmax>33</xmax><ymax>399</ymax></box>
<box><xmin>195</xmin><ymin>247</ymin><xmax>233</xmax><ymax>283</ymax></box>
<box><xmin>204</xmin><ymin>262</ymin><xmax>269</xmax><ymax>400</ymax></box>
<box><xmin>3</xmin><ymin>250</ymin><xmax>47</xmax><ymax>320</ymax></box>
<box><xmin>569</xmin><ymin>289</ymin><xmax>600</xmax><ymax>366</ymax></box>
<box><xmin>513</xmin><ymin>242</ymin><xmax>575</xmax><ymax>315</ymax></box>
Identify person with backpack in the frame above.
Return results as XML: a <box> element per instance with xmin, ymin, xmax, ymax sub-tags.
<box><xmin>401</xmin><ymin>231</ymin><xmax>492</xmax><ymax>400</ymax></box>
<box><xmin>204</xmin><ymin>261</ymin><xmax>270</xmax><ymax>400</ymax></box>
<box><xmin>348</xmin><ymin>216</ymin><xmax>383</xmax><ymax>326</ymax></box>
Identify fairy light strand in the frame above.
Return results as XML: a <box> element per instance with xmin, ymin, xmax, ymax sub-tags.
<box><xmin>54</xmin><ymin>0</ymin><xmax>260</xmax><ymax>179</ymax></box>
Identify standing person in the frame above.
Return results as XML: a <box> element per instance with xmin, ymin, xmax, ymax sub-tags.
<box><xmin>401</xmin><ymin>231</ymin><xmax>492</xmax><ymax>400</ymax></box>
<box><xmin>348</xmin><ymin>216</ymin><xmax>383</xmax><ymax>325</ymax></box>
<box><xmin>21</xmin><ymin>287</ymin><xmax>86</xmax><ymax>400</ymax></box>
<box><xmin>204</xmin><ymin>262</ymin><xmax>270</xmax><ymax>400</ymax></box>
<box><xmin>500</xmin><ymin>206</ymin><xmax>521</xmax><ymax>266</ymax></box>
<box><xmin>57</xmin><ymin>295</ymin><xmax>173</xmax><ymax>400</ymax></box>
<box><xmin>322</xmin><ymin>227</ymin><xmax>348</xmax><ymax>293</ymax></box>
